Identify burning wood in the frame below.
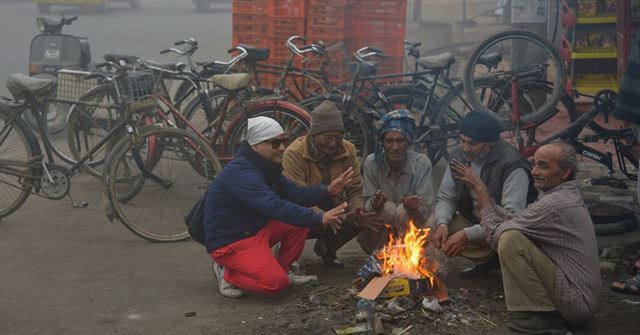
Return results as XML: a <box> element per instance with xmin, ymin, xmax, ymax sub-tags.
<box><xmin>356</xmin><ymin>220</ymin><xmax>448</xmax><ymax>302</ymax></box>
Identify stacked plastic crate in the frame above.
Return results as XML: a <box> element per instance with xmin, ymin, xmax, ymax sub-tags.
<box><xmin>231</xmin><ymin>0</ymin><xmax>267</xmax><ymax>47</ymax></box>
<box><xmin>264</xmin><ymin>0</ymin><xmax>307</xmax><ymax>86</ymax></box>
<box><xmin>353</xmin><ymin>0</ymin><xmax>407</xmax><ymax>75</ymax></box>
<box><xmin>306</xmin><ymin>0</ymin><xmax>355</xmax><ymax>84</ymax></box>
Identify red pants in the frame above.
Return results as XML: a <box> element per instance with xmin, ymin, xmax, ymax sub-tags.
<box><xmin>210</xmin><ymin>219</ymin><xmax>308</xmax><ymax>295</ymax></box>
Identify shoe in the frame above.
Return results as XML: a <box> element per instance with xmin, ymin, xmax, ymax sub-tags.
<box><xmin>287</xmin><ymin>271</ymin><xmax>318</xmax><ymax>285</ymax></box>
<box><xmin>212</xmin><ymin>261</ymin><xmax>244</xmax><ymax>298</ymax></box>
<box><xmin>313</xmin><ymin>239</ymin><xmax>345</xmax><ymax>269</ymax></box>
<box><xmin>506</xmin><ymin>311</ymin><xmax>568</xmax><ymax>334</ymax></box>
<box><xmin>461</xmin><ymin>255</ymin><xmax>500</xmax><ymax>277</ymax></box>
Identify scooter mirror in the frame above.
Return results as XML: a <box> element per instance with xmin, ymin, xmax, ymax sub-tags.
<box><xmin>36</xmin><ymin>17</ymin><xmax>46</xmax><ymax>33</ymax></box>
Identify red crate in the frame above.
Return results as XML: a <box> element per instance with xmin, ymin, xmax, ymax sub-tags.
<box><xmin>353</xmin><ymin>38</ymin><xmax>404</xmax><ymax>57</ymax></box>
<box><xmin>354</xmin><ymin>18</ymin><xmax>405</xmax><ymax>39</ymax></box>
<box><xmin>354</xmin><ymin>0</ymin><xmax>407</xmax><ymax>17</ymax></box>
<box><xmin>308</xmin><ymin>0</ymin><xmax>355</xmax><ymax>5</ymax></box>
<box><xmin>232</xmin><ymin>34</ymin><xmax>268</xmax><ymax>48</ymax></box>
<box><xmin>267</xmin><ymin>0</ymin><xmax>307</xmax><ymax>17</ymax></box>
<box><xmin>307</xmin><ymin>25</ymin><xmax>353</xmax><ymax>40</ymax></box>
<box><xmin>308</xmin><ymin>3</ymin><xmax>353</xmax><ymax>17</ymax></box>
<box><xmin>308</xmin><ymin>14</ymin><xmax>353</xmax><ymax>28</ymax></box>
<box><xmin>377</xmin><ymin>55</ymin><xmax>404</xmax><ymax>75</ymax></box>
<box><xmin>232</xmin><ymin>0</ymin><xmax>266</xmax><ymax>14</ymax></box>
<box><xmin>267</xmin><ymin>17</ymin><xmax>306</xmax><ymax>39</ymax></box>
<box><xmin>233</xmin><ymin>14</ymin><xmax>267</xmax><ymax>34</ymax></box>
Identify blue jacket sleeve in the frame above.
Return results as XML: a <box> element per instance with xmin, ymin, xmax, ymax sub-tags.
<box><xmin>227</xmin><ymin>169</ymin><xmax>324</xmax><ymax>227</ymax></box>
<box><xmin>277</xmin><ymin>175</ymin><xmax>331</xmax><ymax>207</ymax></box>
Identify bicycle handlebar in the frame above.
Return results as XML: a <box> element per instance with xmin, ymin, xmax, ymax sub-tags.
<box><xmin>354</xmin><ymin>46</ymin><xmax>387</xmax><ymax>64</ymax></box>
<box><xmin>63</xmin><ymin>16</ymin><xmax>78</xmax><ymax>25</ymax></box>
<box><xmin>286</xmin><ymin>35</ymin><xmax>325</xmax><ymax>57</ymax></box>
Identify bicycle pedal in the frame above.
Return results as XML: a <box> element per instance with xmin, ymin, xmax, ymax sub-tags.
<box><xmin>72</xmin><ymin>201</ymin><xmax>89</xmax><ymax>209</ymax></box>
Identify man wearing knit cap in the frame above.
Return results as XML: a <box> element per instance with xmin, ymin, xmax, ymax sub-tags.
<box><xmin>359</xmin><ymin>109</ymin><xmax>434</xmax><ymax>254</ymax></box>
<box><xmin>204</xmin><ymin>116</ymin><xmax>354</xmax><ymax>297</ymax></box>
<box><xmin>283</xmin><ymin>100</ymin><xmax>383</xmax><ymax>268</ymax></box>
<box><xmin>432</xmin><ymin>111</ymin><xmax>537</xmax><ymax>276</ymax></box>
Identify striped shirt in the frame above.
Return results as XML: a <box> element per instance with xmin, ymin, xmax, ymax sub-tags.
<box><xmin>480</xmin><ymin>180</ymin><xmax>600</xmax><ymax>326</ymax></box>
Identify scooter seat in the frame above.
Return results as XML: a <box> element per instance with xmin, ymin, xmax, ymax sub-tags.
<box><xmin>477</xmin><ymin>52</ymin><xmax>503</xmax><ymax>69</ymax></box>
<box><xmin>417</xmin><ymin>52</ymin><xmax>455</xmax><ymax>70</ymax></box>
<box><xmin>6</xmin><ymin>74</ymin><xmax>54</xmax><ymax>99</ymax></box>
<box><xmin>210</xmin><ymin>73</ymin><xmax>250</xmax><ymax>91</ymax></box>
<box><xmin>104</xmin><ymin>53</ymin><xmax>140</xmax><ymax>65</ymax></box>
<box><xmin>238</xmin><ymin>44</ymin><xmax>270</xmax><ymax>62</ymax></box>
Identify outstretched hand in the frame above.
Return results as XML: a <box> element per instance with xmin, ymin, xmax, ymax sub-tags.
<box><xmin>354</xmin><ymin>208</ymin><xmax>385</xmax><ymax>233</ymax></box>
<box><xmin>450</xmin><ymin>160</ymin><xmax>485</xmax><ymax>194</ymax></box>
<box><xmin>371</xmin><ymin>190</ymin><xmax>388</xmax><ymax>211</ymax></box>
<box><xmin>327</xmin><ymin>167</ymin><xmax>354</xmax><ymax>197</ymax></box>
<box><xmin>322</xmin><ymin>202</ymin><xmax>348</xmax><ymax>233</ymax></box>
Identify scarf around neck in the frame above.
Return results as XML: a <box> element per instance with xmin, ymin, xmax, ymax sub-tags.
<box><xmin>238</xmin><ymin>142</ymin><xmax>283</xmax><ymax>189</ymax></box>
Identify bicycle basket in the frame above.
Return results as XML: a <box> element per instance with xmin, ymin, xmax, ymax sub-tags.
<box><xmin>119</xmin><ymin>69</ymin><xmax>158</xmax><ymax>101</ymax></box>
<box><xmin>57</xmin><ymin>69</ymin><xmax>98</xmax><ymax>100</ymax></box>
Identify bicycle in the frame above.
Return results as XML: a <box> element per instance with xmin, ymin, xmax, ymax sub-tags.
<box><xmin>0</xmin><ymin>67</ymin><xmax>220</xmax><ymax>242</ymax></box>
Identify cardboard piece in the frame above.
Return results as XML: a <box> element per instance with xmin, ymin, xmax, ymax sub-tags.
<box><xmin>357</xmin><ymin>275</ymin><xmax>393</xmax><ymax>300</ymax></box>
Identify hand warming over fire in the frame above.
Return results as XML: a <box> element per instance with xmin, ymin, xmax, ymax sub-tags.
<box><xmin>370</xmin><ymin>190</ymin><xmax>388</xmax><ymax>211</ymax></box>
<box><xmin>442</xmin><ymin>230</ymin><xmax>469</xmax><ymax>257</ymax></box>
<box><xmin>322</xmin><ymin>202</ymin><xmax>348</xmax><ymax>232</ymax></box>
<box><xmin>327</xmin><ymin>167</ymin><xmax>354</xmax><ymax>197</ymax></box>
<box><xmin>402</xmin><ymin>195</ymin><xmax>427</xmax><ymax>223</ymax></box>
<box><xmin>432</xmin><ymin>224</ymin><xmax>449</xmax><ymax>249</ymax></box>
<box><xmin>450</xmin><ymin>160</ymin><xmax>493</xmax><ymax>211</ymax></box>
<box><xmin>354</xmin><ymin>207</ymin><xmax>385</xmax><ymax>232</ymax></box>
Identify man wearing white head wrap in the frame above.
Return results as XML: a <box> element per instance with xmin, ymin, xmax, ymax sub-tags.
<box><xmin>203</xmin><ymin>116</ymin><xmax>356</xmax><ymax>298</ymax></box>
<box><xmin>246</xmin><ymin>116</ymin><xmax>285</xmax><ymax>146</ymax></box>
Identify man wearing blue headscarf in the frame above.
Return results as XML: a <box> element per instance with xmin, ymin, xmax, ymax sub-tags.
<box><xmin>359</xmin><ymin>109</ymin><xmax>434</xmax><ymax>254</ymax></box>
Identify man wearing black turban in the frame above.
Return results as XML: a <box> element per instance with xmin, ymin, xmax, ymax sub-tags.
<box><xmin>432</xmin><ymin>111</ymin><xmax>537</xmax><ymax>276</ymax></box>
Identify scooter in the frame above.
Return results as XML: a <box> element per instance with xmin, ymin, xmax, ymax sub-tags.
<box><xmin>27</xmin><ymin>14</ymin><xmax>93</xmax><ymax>134</ymax></box>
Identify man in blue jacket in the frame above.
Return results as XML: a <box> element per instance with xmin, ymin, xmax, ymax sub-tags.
<box><xmin>204</xmin><ymin>116</ymin><xmax>352</xmax><ymax>298</ymax></box>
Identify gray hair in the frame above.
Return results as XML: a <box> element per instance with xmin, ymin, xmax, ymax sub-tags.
<box><xmin>550</xmin><ymin>140</ymin><xmax>577</xmax><ymax>180</ymax></box>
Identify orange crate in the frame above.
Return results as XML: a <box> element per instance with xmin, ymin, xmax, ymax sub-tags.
<box><xmin>355</xmin><ymin>0</ymin><xmax>407</xmax><ymax>17</ymax></box>
<box><xmin>307</xmin><ymin>25</ymin><xmax>353</xmax><ymax>40</ymax></box>
<box><xmin>267</xmin><ymin>17</ymin><xmax>306</xmax><ymax>39</ymax></box>
<box><xmin>377</xmin><ymin>55</ymin><xmax>404</xmax><ymax>74</ymax></box>
<box><xmin>232</xmin><ymin>34</ymin><xmax>268</xmax><ymax>48</ymax></box>
<box><xmin>308</xmin><ymin>0</ymin><xmax>355</xmax><ymax>5</ymax></box>
<box><xmin>233</xmin><ymin>14</ymin><xmax>267</xmax><ymax>34</ymax></box>
<box><xmin>308</xmin><ymin>3</ymin><xmax>353</xmax><ymax>17</ymax></box>
<box><xmin>308</xmin><ymin>14</ymin><xmax>353</xmax><ymax>28</ymax></box>
<box><xmin>353</xmin><ymin>38</ymin><xmax>404</xmax><ymax>57</ymax></box>
<box><xmin>354</xmin><ymin>18</ymin><xmax>405</xmax><ymax>39</ymax></box>
<box><xmin>267</xmin><ymin>0</ymin><xmax>306</xmax><ymax>17</ymax></box>
<box><xmin>232</xmin><ymin>0</ymin><xmax>266</xmax><ymax>14</ymax></box>
<box><xmin>267</xmin><ymin>39</ymin><xmax>295</xmax><ymax>61</ymax></box>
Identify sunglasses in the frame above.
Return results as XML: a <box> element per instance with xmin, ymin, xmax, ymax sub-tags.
<box><xmin>264</xmin><ymin>137</ymin><xmax>289</xmax><ymax>149</ymax></box>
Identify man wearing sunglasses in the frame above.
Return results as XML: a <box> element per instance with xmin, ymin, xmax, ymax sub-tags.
<box><xmin>204</xmin><ymin>116</ymin><xmax>353</xmax><ymax>298</ymax></box>
<box><xmin>283</xmin><ymin>101</ymin><xmax>384</xmax><ymax>269</ymax></box>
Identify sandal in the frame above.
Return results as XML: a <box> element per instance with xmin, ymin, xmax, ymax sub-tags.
<box><xmin>610</xmin><ymin>274</ymin><xmax>640</xmax><ymax>295</ymax></box>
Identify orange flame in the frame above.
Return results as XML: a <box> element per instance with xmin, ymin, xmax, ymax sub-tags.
<box><xmin>375</xmin><ymin>220</ymin><xmax>437</xmax><ymax>285</ymax></box>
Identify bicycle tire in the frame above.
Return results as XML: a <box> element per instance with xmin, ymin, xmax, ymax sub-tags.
<box><xmin>66</xmin><ymin>85</ymin><xmax>125</xmax><ymax>178</ymax></box>
<box><xmin>225</xmin><ymin>105</ymin><xmax>311</xmax><ymax>156</ymax></box>
<box><xmin>299</xmin><ymin>95</ymin><xmax>373</xmax><ymax>159</ymax></box>
<box><xmin>463</xmin><ymin>29</ymin><xmax>567</xmax><ymax>127</ymax></box>
<box><xmin>594</xmin><ymin>218</ymin><xmax>637</xmax><ymax>236</ymax></box>
<box><xmin>104</xmin><ymin>126</ymin><xmax>220</xmax><ymax>242</ymax></box>
<box><xmin>0</xmin><ymin>111</ymin><xmax>38</xmax><ymax>218</ymax></box>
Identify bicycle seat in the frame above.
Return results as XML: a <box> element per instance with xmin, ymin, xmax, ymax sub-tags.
<box><xmin>477</xmin><ymin>52</ymin><xmax>503</xmax><ymax>69</ymax></box>
<box><xmin>349</xmin><ymin>61</ymin><xmax>377</xmax><ymax>76</ymax></box>
<box><xmin>210</xmin><ymin>73</ymin><xmax>250</xmax><ymax>91</ymax></box>
<box><xmin>6</xmin><ymin>73</ymin><xmax>54</xmax><ymax>99</ymax></box>
<box><xmin>239</xmin><ymin>44</ymin><xmax>270</xmax><ymax>62</ymax></box>
<box><xmin>416</xmin><ymin>52</ymin><xmax>455</xmax><ymax>70</ymax></box>
<box><xmin>143</xmin><ymin>60</ymin><xmax>186</xmax><ymax>72</ymax></box>
<box><xmin>104</xmin><ymin>53</ymin><xmax>140</xmax><ymax>65</ymax></box>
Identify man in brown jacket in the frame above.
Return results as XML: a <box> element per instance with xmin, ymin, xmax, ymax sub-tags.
<box><xmin>283</xmin><ymin>101</ymin><xmax>383</xmax><ymax>268</ymax></box>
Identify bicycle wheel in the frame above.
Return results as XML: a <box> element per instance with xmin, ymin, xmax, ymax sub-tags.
<box><xmin>105</xmin><ymin>126</ymin><xmax>220</xmax><ymax>242</ymax></box>
<box><xmin>299</xmin><ymin>95</ymin><xmax>373</xmax><ymax>159</ymax></box>
<box><xmin>420</xmin><ymin>83</ymin><xmax>471</xmax><ymax>162</ymax></box>
<box><xmin>0</xmin><ymin>111</ymin><xmax>38</xmax><ymax>218</ymax></box>
<box><xmin>225</xmin><ymin>105</ymin><xmax>311</xmax><ymax>156</ymax></box>
<box><xmin>22</xmin><ymin>91</ymin><xmax>69</xmax><ymax>136</ymax></box>
<box><xmin>463</xmin><ymin>29</ymin><xmax>566</xmax><ymax>127</ymax></box>
<box><xmin>66</xmin><ymin>85</ymin><xmax>125</xmax><ymax>178</ymax></box>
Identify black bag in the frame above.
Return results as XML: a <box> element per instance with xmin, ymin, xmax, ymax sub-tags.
<box><xmin>185</xmin><ymin>193</ymin><xmax>206</xmax><ymax>245</ymax></box>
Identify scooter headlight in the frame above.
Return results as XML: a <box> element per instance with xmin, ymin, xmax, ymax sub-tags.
<box><xmin>36</xmin><ymin>17</ymin><xmax>46</xmax><ymax>32</ymax></box>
